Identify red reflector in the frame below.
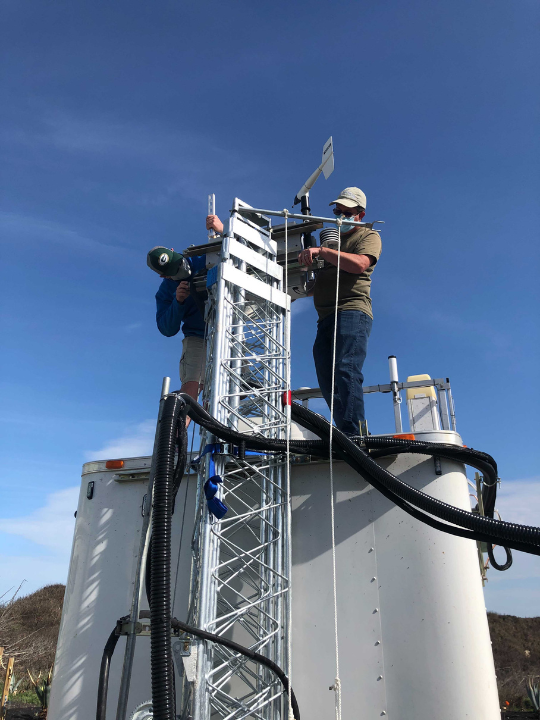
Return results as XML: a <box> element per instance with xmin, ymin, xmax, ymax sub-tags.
<box><xmin>282</xmin><ymin>391</ymin><xmax>292</xmax><ymax>406</ymax></box>
<box><xmin>393</xmin><ymin>433</ymin><xmax>415</xmax><ymax>441</ymax></box>
<box><xmin>106</xmin><ymin>460</ymin><xmax>124</xmax><ymax>469</ymax></box>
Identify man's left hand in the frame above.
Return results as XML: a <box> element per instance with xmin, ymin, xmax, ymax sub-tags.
<box><xmin>298</xmin><ymin>247</ymin><xmax>321</xmax><ymax>267</ymax></box>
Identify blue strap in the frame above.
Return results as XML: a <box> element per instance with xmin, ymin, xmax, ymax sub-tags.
<box><xmin>194</xmin><ymin>444</ymin><xmax>228</xmax><ymax>519</ymax></box>
<box><xmin>204</xmin><ymin>475</ymin><xmax>228</xmax><ymax>519</ymax></box>
<box><xmin>192</xmin><ymin>443</ymin><xmax>222</xmax><ymax>466</ymax></box>
<box><xmin>206</xmin><ymin>266</ymin><xmax>218</xmax><ymax>288</ymax></box>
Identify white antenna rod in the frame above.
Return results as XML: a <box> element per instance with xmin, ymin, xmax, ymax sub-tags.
<box><xmin>208</xmin><ymin>193</ymin><xmax>216</xmax><ymax>239</ymax></box>
<box><xmin>388</xmin><ymin>355</ymin><xmax>403</xmax><ymax>433</ymax></box>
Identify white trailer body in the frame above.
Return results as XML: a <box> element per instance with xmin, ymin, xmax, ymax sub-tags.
<box><xmin>49</xmin><ymin>458</ymin><xmax>198</xmax><ymax>720</ymax></box>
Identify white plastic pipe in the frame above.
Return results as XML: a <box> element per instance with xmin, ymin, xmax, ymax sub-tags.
<box><xmin>388</xmin><ymin>356</ymin><xmax>399</xmax><ymax>385</ymax></box>
<box><xmin>388</xmin><ymin>356</ymin><xmax>403</xmax><ymax>433</ymax></box>
<box><xmin>161</xmin><ymin>376</ymin><xmax>171</xmax><ymax>398</ymax></box>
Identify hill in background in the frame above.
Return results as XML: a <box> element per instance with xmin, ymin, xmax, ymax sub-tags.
<box><xmin>1</xmin><ymin>585</ymin><xmax>539</xmax><ymax>709</ymax></box>
<box><xmin>0</xmin><ymin>584</ymin><xmax>64</xmax><ymax>701</ymax></box>
<box><xmin>488</xmin><ymin>612</ymin><xmax>540</xmax><ymax>709</ymax></box>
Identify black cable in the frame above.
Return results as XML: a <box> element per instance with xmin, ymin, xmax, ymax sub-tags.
<box><xmin>364</xmin><ymin>436</ymin><xmax>499</xmax><ymax>517</ymax></box>
<box><xmin>487</xmin><ymin>543</ymin><xmax>513</xmax><ymax>571</ymax></box>
<box><xmin>96</xmin><ymin>618</ymin><xmax>125</xmax><ymax>720</ymax></box>
<box><xmin>174</xmin><ymin>394</ymin><xmax>535</xmax><ymax>563</ymax></box>
<box><xmin>177</xmin><ymin>392</ymin><xmax>540</xmax><ymax>559</ymax></box>
<box><xmin>290</xmin><ymin>403</ymin><xmax>540</xmax><ymax>554</ymax></box>
<box><xmin>362</xmin><ymin>435</ymin><xmax>512</xmax><ymax>567</ymax></box>
<box><xmin>177</xmin><ymin>392</ymin><xmax>332</xmax><ymax>458</ymax></box>
<box><xmin>168</xmin><ymin>617</ymin><xmax>300</xmax><ymax>720</ymax></box>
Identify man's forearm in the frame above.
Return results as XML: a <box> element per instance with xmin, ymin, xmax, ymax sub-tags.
<box><xmin>156</xmin><ymin>296</ymin><xmax>185</xmax><ymax>337</ymax></box>
<box><xmin>318</xmin><ymin>246</ymin><xmax>371</xmax><ymax>274</ymax></box>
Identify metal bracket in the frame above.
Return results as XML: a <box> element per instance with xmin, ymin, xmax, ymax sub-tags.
<box><xmin>173</xmin><ymin>636</ymin><xmax>192</xmax><ymax>657</ymax></box>
<box><xmin>172</xmin><ymin>637</ymin><xmax>198</xmax><ymax>684</ymax></box>
<box><xmin>119</xmin><ymin>618</ymin><xmax>151</xmax><ymax>637</ymax></box>
<box><xmin>117</xmin><ymin>617</ymin><xmax>182</xmax><ymax>638</ymax></box>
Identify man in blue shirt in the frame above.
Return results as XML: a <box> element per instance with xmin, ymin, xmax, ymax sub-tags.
<box><xmin>153</xmin><ymin>251</ymin><xmax>207</xmax><ymax>406</ymax></box>
<box><xmin>150</xmin><ymin>214</ymin><xmax>224</xmax><ymax>412</ymax></box>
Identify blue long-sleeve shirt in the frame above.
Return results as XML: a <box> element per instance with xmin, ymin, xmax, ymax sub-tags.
<box><xmin>155</xmin><ymin>255</ymin><xmax>206</xmax><ymax>339</ymax></box>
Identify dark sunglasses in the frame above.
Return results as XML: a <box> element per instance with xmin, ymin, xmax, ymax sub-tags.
<box><xmin>332</xmin><ymin>207</ymin><xmax>358</xmax><ymax>218</ymax></box>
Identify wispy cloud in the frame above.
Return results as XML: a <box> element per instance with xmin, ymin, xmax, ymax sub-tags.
<box><xmin>0</xmin><ymin>555</ymin><xmax>73</xmax><ymax>598</ymax></box>
<box><xmin>291</xmin><ymin>298</ymin><xmax>314</xmax><ymax>318</ymax></box>
<box><xmin>483</xmin><ymin>477</ymin><xmax>540</xmax><ymax>616</ymax></box>
<box><xmin>85</xmin><ymin>419</ymin><xmax>155</xmax><ymax>460</ymax></box>
<box><xmin>0</xmin><ymin>487</ymin><xmax>78</xmax><ymax>597</ymax></box>
<box><xmin>0</xmin><ymin>211</ymin><xmax>132</xmax><ymax>259</ymax></box>
<box><xmin>495</xmin><ymin>477</ymin><xmax>540</xmax><ymax>527</ymax></box>
<box><xmin>124</xmin><ymin>322</ymin><xmax>143</xmax><ymax>333</ymax></box>
<box><xmin>6</xmin><ymin>108</ymin><xmax>259</xmax><ymax>206</ymax></box>
<box><xmin>0</xmin><ymin>487</ymin><xmax>78</xmax><ymax>554</ymax></box>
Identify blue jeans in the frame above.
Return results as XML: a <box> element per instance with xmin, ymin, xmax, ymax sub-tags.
<box><xmin>313</xmin><ymin>310</ymin><xmax>373</xmax><ymax>435</ymax></box>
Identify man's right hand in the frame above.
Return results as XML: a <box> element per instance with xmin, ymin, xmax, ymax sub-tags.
<box><xmin>206</xmin><ymin>215</ymin><xmax>224</xmax><ymax>234</ymax></box>
<box><xmin>176</xmin><ymin>281</ymin><xmax>190</xmax><ymax>304</ymax></box>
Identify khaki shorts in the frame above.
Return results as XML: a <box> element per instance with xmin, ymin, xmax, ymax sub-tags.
<box><xmin>179</xmin><ymin>336</ymin><xmax>206</xmax><ymax>385</ymax></box>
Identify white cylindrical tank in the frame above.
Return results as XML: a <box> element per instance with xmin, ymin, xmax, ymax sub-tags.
<box><xmin>290</xmin><ymin>429</ymin><xmax>500</xmax><ymax>720</ymax></box>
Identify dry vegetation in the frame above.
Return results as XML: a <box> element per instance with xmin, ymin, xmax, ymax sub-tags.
<box><xmin>1</xmin><ymin>584</ymin><xmax>539</xmax><ymax>712</ymax></box>
<box><xmin>0</xmin><ymin>584</ymin><xmax>64</xmax><ymax>705</ymax></box>
<box><xmin>489</xmin><ymin>612</ymin><xmax>540</xmax><ymax>710</ymax></box>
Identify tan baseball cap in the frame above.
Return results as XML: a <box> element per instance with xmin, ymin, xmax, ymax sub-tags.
<box><xmin>329</xmin><ymin>187</ymin><xmax>367</xmax><ymax>210</ymax></box>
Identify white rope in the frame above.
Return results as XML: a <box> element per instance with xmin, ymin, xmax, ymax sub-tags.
<box><xmin>283</xmin><ymin>210</ymin><xmax>294</xmax><ymax>720</ymax></box>
<box><xmin>328</xmin><ymin>220</ymin><xmax>342</xmax><ymax>720</ymax></box>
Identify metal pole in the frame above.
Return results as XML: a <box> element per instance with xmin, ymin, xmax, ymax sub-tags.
<box><xmin>447</xmin><ymin>380</ymin><xmax>457</xmax><ymax>431</ymax></box>
<box><xmin>208</xmin><ymin>194</ymin><xmax>216</xmax><ymax>239</ymax></box>
<box><xmin>437</xmin><ymin>386</ymin><xmax>451</xmax><ymax>431</ymax></box>
<box><xmin>388</xmin><ymin>356</ymin><xmax>403</xmax><ymax>433</ymax></box>
<box><xmin>235</xmin><ymin>206</ymin><xmax>382</xmax><ymax>229</ymax></box>
<box><xmin>115</xmin><ymin>377</ymin><xmax>171</xmax><ymax>720</ymax></box>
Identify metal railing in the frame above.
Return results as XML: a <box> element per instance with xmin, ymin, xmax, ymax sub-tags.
<box><xmin>291</xmin><ymin>375</ymin><xmax>456</xmax><ymax>433</ymax></box>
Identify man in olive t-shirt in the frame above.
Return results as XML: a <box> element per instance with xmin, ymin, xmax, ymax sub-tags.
<box><xmin>298</xmin><ymin>187</ymin><xmax>382</xmax><ymax>435</ymax></box>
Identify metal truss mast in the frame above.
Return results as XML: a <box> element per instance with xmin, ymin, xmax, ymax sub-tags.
<box><xmin>184</xmin><ymin>199</ymin><xmax>292</xmax><ymax>720</ymax></box>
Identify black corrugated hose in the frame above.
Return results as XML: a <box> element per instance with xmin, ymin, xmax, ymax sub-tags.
<box><xmin>150</xmin><ymin>393</ymin><xmax>186</xmax><ymax>720</ymax></box>
<box><xmin>362</xmin><ymin>436</ymin><xmax>512</xmax><ymax>570</ymax></box>
<box><xmin>288</xmin><ymin>402</ymin><xmax>539</xmax><ymax>555</ymax></box>
<box><xmin>145</xmin><ymin>416</ymin><xmax>188</xmax><ymax>607</ymax></box>
<box><xmin>178</xmin><ymin>393</ymin><xmax>540</xmax><ymax>559</ymax></box>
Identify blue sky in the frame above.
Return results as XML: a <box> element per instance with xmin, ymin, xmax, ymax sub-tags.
<box><xmin>1</xmin><ymin>0</ymin><xmax>539</xmax><ymax>614</ymax></box>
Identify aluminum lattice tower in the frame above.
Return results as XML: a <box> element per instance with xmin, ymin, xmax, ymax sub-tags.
<box><xmin>183</xmin><ymin>199</ymin><xmax>292</xmax><ymax>720</ymax></box>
